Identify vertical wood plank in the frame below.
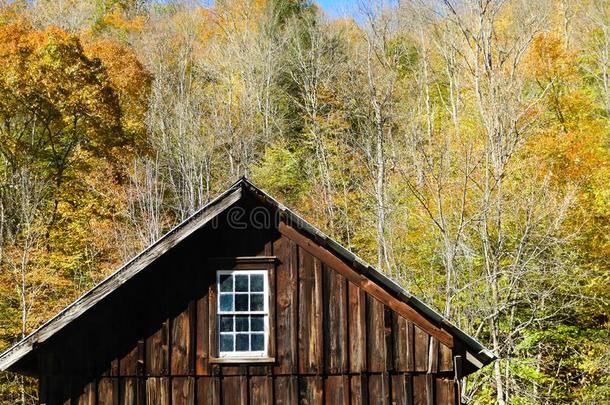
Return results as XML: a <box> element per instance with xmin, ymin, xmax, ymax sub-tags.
<box><xmin>426</xmin><ymin>374</ymin><xmax>435</xmax><ymax>405</ymax></box>
<box><xmin>146</xmin><ymin>320</ymin><xmax>169</xmax><ymax>376</ymax></box>
<box><xmin>249</xmin><ymin>376</ymin><xmax>272</xmax><ymax>404</ymax></box>
<box><xmin>406</xmin><ymin>321</ymin><xmax>415</xmax><ymax>372</ymax></box>
<box><xmin>274</xmin><ymin>236</ymin><xmax>298</xmax><ymax>375</ymax></box>
<box><xmin>298</xmin><ymin>376</ymin><xmax>323</xmax><ymax>405</ymax></box>
<box><xmin>391</xmin><ymin>374</ymin><xmax>407</xmax><ymax>405</ymax></box>
<box><xmin>196</xmin><ymin>377</ymin><xmax>220</xmax><ymax>405</ymax></box>
<box><xmin>323</xmin><ymin>267</ymin><xmax>347</xmax><ymax>374</ymax></box>
<box><xmin>367</xmin><ymin>296</ymin><xmax>386</xmax><ymax>373</ymax></box>
<box><xmin>439</xmin><ymin>344</ymin><xmax>453</xmax><ymax>372</ymax></box>
<box><xmin>98</xmin><ymin>378</ymin><xmax>115</xmax><ymax>405</ymax></box>
<box><xmin>350</xmin><ymin>375</ymin><xmax>367</xmax><ymax>405</ymax></box>
<box><xmin>171</xmin><ymin>306</ymin><xmax>192</xmax><ymax>375</ymax></box>
<box><xmin>208</xmin><ymin>278</ymin><xmax>219</xmax><ymax>372</ymax></box>
<box><xmin>394</xmin><ymin>315</ymin><xmax>415</xmax><ymax>372</ymax></box>
<box><xmin>146</xmin><ymin>377</ymin><xmax>169</xmax><ymax>405</ymax></box>
<box><xmin>172</xmin><ymin>377</ymin><xmax>195</xmax><ymax>405</ymax></box>
<box><xmin>368</xmin><ymin>374</ymin><xmax>390</xmax><ymax>405</ymax></box>
<box><xmin>435</xmin><ymin>378</ymin><xmax>454</xmax><ymax>405</ymax></box>
<box><xmin>274</xmin><ymin>376</ymin><xmax>298</xmax><ymax>405</ymax></box>
<box><xmin>428</xmin><ymin>338</ymin><xmax>439</xmax><ymax>374</ymax></box>
<box><xmin>195</xmin><ymin>270</ymin><xmax>210</xmax><ymax>376</ymax></box>
<box><xmin>267</xmin><ymin>240</ymin><xmax>277</xmax><ymax>362</ymax></box>
<box><xmin>348</xmin><ymin>282</ymin><xmax>366</xmax><ymax>373</ymax></box>
<box><xmin>405</xmin><ymin>374</ymin><xmax>414</xmax><ymax>405</ymax></box>
<box><xmin>414</xmin><ymin>326</ymin><xmax>429</xmax><ymax>372</ymax></box>
<box><xmin>120</xmin><ymin>378</ymin><xmax>137</xmax><ymax>405</ymax></box>
<box><xmin>298</xmin><ymin>249</ymin><xmax>323</xmax><ymax>374</ymax></box>
<box><xmin>144</xmin><ymin>259</ymin><xmax>168</xmax><ymax>378</ymax></box>
<box><xmin>221</xmin><ymin>376</ymin><xmax>247</xmax><ymax>405</ymax></box>
<box><xmin>412</xmin><ymin>374</ymin><xmax>428</xmax><ymax>405</ymax></box>
<box><xmin>384</xmin><ymin>306</ymin><xmax>394</xmax><ymax>373</ymax></box>
<box><xmin>324</xmin><ymin>375</ymin><xmax>349</xmax><ymax>405</ymax></box>
<box><xmin>120</xmin><ymin>346</ymin><xmax>139</xmax><ymax>376</ymax></box>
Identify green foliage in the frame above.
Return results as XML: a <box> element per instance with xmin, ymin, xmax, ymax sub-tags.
<box><xmin>252</xmin><ymin>143</ymin><xmax>308</xmax><ymax>204</ymax></box>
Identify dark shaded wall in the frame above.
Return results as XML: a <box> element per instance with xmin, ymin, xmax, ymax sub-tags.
<box><xmin>36</xmin><ymin>197</ymin><xmax>461</xmax><ymax>404</ymax></box>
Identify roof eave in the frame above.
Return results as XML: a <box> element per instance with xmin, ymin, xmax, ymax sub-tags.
<box><xmin>0</xmin><ymin>182</ymin><xmax>244</xmax><ymax>372</ymax></box>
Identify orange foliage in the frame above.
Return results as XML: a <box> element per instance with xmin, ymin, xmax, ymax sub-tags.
<box><xmin>84</xmin><ymin>38</ymin><xmax>151</xmax><ymax>148</ymax></box>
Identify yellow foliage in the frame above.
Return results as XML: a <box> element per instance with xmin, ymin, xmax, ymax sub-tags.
<box><xmin>525</xmin><ymin>31</ymin><xmax>576</xmax><ymax>81</ymax></box>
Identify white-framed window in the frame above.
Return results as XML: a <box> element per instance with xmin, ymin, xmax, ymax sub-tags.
<box><xmin>217</xmin><ymin>270</ymin><xmax>269</xmax><ymax>358</ymax></box>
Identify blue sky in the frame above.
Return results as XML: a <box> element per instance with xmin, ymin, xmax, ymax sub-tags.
<box><xmin>315</xmin><ymin>0</ymin><xmax>358</xmax><ymax>18</ymax></box>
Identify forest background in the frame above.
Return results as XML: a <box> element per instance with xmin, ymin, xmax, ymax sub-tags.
<box><xmin>0</xmin><ymin>0</ymin><xmax>608</xmax><ymax>403</ymax></box>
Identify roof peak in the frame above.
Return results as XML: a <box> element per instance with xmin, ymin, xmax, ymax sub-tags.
<box><xmin>0</xmin><ymin>179</ymin><xmax>496</xmax><ymax>374</ymax></box>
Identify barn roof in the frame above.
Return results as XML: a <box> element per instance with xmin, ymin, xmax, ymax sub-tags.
<box><xmin>0</xmin><ymin>177</ymin><xmax>496</xmax><ymax>373</ymax></box>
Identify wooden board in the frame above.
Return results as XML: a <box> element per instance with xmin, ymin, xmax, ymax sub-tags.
<box><xmin>323</xmin><ymin>266</ymin><xmax>348</xmax><ymax>374</ymax></box>
<box><xmin>274</xmin><ymin>376</ymin><xmax>298</xmax><ymax>405</ymax></box>
<box><xmin>249</xmin><ymin>376</ymin><xmax>272</xmax><ymax>403</ymax></box>
<box><xmin>394</xmin><ymin>315</ymin><xmax>414</xmax><ymax>372</ymax></box>
<box><xmin>172</xmin><ymin>377</ymin><xmax>195</xmax><ymax>405</ymax></box>
<box><xmin>171</xmin><ymin>305</ymin><xmax>193</xmax><ymax>375</ymax></box>
<box><xmin>221</xmin><ymin>376</ymin><xmax>247</xmax><ymax>405</ymax></box>
<box><xmin>196</xmin><ymin>377</ymin><xmax>220</xmax><ymax>405</ymax></box>
<box><xmin>273</xmin><ymin>237</ymin><xmax>298</xmax><ymax>374</ymax></box>
<box><xmin>414</xmin><ymin>326</ymin><xmax>429</xmax><ymax>372</ymax></box>
<box><xmin>350</xmin><ymin>375</ymin><xmax>368</xmax><ymax>405</ymax></box>
<box><xmin>97</xmin><ymin>378</ymin><xmax>116</xmax><ymax>405</ymax></box>
<box><xmin>367</xmin><ymin>296</ymin><xmax>387</xmax><ymax>373</ymax></box>
<box><xmin>368</xmin><ymin>374</ymin><xmax>389</xmax><ymax>405</ymax></box>
<box><xmin>412</xmin><ymin>374</ymin><xmax>428</xmax><ymax>405</ymax></box>
<box><xmin>297</xmin><ymin>249</ymin><xmax>323</xmax><ymax>374</ymax></box>
<box><xmin>348</xmin><ymin>282</ymin><xmax>367</xmax><ymax>373</ymax></box>
<box><xmin>298</xmin><ymin>376</ymin><xmax>323</xmax><ymax>404</ymax></box>
<box><xmin>325</xmin><ymin>375</ymin><xmax>349</xmax><ymax>405</ymax></box>
<box><xmin>120</xmin><ymin>378</ymin><xmax>137</xmax><ymax>405</ymax></box>
<box><xmin>146</xmin><ymin>377</ymin><xmax>170</xmax><ymax>404</ymax></box>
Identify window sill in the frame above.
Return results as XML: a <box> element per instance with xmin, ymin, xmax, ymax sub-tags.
<box><xmin>209</xmin><ymin>356</ymin><xmax>276</xmax><ymax>364</ymax></box>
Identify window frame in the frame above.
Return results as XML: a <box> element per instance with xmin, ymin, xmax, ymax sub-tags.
<box><xmin>216</xmin><ymin>269</ymin><xmax>269</xmax><ymax>358</ymax></box>
<box><xmin>208</xmin><ymin>256</ymin><xmax>277</xmax><ymax>364</ymax></box>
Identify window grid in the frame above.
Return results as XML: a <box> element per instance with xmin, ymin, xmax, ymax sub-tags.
<box><xmin>217</xmin><ymin>270</ymin><xmax>268</xmax><ymax>358</ymax></box>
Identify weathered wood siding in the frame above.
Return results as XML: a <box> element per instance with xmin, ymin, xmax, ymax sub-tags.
<box><xmin>37</xmin><ymin>198</ymin><xmax>459</xmax><ymax>404</ymax></box>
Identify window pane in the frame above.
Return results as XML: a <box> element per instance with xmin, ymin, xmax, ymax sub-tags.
<box><xmin>220</xmin><ymin>315</ymin><xmax>234</xmax><ymax>332</ymax></box>
<box><xmin>219</xmin><ymin>275</ymin><xmax>233</xmax><ymax>292</ymax></box>
<box><xmin>217</xmin><ymin>270</ymin><xmax>268</xmax><ymax>356</ymax></box>
<box><xmin>235</xmin><ymin>275</ymin><xmax>249</xmax><ymax>292</ymax></box>
<box><xmin>235</xmin><ymin>294</ymin><xmax>248</xmax><ymax>311</ymax></box>
<box><xmin>251</xmin><ymin>316</ymin><xmax>264</xmax><ymax>332</ymax></box>
<box><xmin>219</xmin><ymin>294</ymin><xmax>234</xmax><ymax>311</ymax></box>
<box><xmin>251</xmin><ymin>334</ymin><xmax>264</xmax><ymax>351</ymax></box>
<box><xmin>250</xmin><ymin>294</ymin><xmax>264</xmax><ymax>311</ymax></box>
<box><xmin>250</xmin><ymin>274</ymin><xmax>264</xmax><ymax>292</ymax></box>
<box><xmin>236</xmin><ymin>334</ymin><xmax>249</xmax><ymax>351</ymax></box>
<box><xmin>235</xmin><ymin>316</ymin><xmax>249</xmax><ymax>332</ymax></box>
<box><xmin>220</xmin><ymin>334</ymin><xmax>234</xmax><ymax>352</ymax></box>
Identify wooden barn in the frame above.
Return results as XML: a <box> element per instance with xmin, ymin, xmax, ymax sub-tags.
<box><xmin>0</xmin><ymin>178</ymin><xmax>495</xmax><ymax>404</ymax></box>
